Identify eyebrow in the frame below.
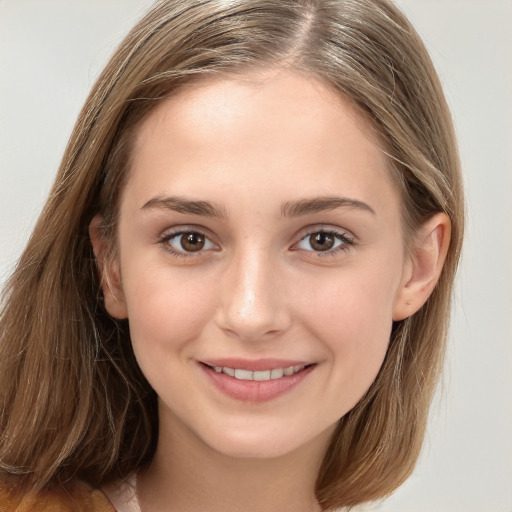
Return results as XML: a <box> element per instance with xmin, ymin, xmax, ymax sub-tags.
<box><xmin>281</xmin><ymin>196</ymin><xmax>376</xmax><ymax>217</ymax></box>
<box><xmin>141</xmin><ymin>195</ymin><xmax>227</xmax><ymax>219</ymax></box>
<box><xmin>141</xmin><ymin>195</ymin><xmax>375</xmax><ymax>219</ymax></box>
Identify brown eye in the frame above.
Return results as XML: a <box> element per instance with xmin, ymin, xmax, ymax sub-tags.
<box><xmin>309</xmin><ymin>232</ymin><xmax>335</xmax><ymax>251</ymax></box>
<box><xmin>294</xmin><ymin>229</ymin><xmax>353</xmax><ymax>254</ymax></box>
<box><xmin>180</xmin><ymin>232</ymin><xmax>205</xmax><ymax>252</ymax></box>
<box><xmin>164</xmin><ymin>230</ymin><xmax>216</xmax><ymax>255</ymax></box>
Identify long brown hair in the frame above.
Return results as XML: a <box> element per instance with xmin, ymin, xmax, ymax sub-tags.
<box><xmin>0</xmin><ymin>0</ymin><xmax>464</xmax><ymax>509</ymax></box>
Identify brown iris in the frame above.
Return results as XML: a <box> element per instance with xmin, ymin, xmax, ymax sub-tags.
<box><xmin>309</xmin><ymin>232</ymin><xmax>335</xmax><ymax>251</ymax></box>
<box><xmin>180</xmin><ymin>232</ymin><xmax>205</xmax><ymax>252</ymax></box>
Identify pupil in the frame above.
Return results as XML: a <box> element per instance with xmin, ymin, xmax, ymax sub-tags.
<box><xmin>310</xmin><ymin>232</ymin><xmax>334</xmax><ymax>251</ymax></box>
<box><xmin>181</xmin><ymin>233</ymin><xmax>205</xmax><ymax>252</ymax></box>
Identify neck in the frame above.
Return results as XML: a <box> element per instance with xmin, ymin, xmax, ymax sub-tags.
<box><xmin>137</xmin><ymin>413</ymin><xmax>332</xmax><ymax>512</ymax></box>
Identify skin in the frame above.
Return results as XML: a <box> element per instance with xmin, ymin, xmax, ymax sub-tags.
<box><xmin>91</xmin><ymin>70</ymin><xmax>450</xmax><ymax>512</ymax></box>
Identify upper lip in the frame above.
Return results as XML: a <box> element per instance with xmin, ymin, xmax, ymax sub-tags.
<box><xmin>199</xmin><ymin>358</ymin><xmax>312</xmax><ymax>371</ymax></box>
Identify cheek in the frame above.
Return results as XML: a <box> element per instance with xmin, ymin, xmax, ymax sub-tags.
<box><xmin>121</xmin><ymin>265</ymin><xmax>216</xmax><ymax>361</ymax></box>
<box><xmin>297</xmin><ymin>265</ymin><xmax>399</xmax><ymax>392</ymax></box>
<box><xmin>301</xmin><ymin>263</ymin><xmax>397</xmax><ymax>333</ymax></box>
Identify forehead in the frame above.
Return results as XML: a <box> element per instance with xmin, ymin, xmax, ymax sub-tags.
<box><xmin>133</xmin><ymin>70</ymin><xmax>382</xmax><ymax>156</ymax></box>
<box><xmin>124</xmin><ymin>70</ymin><xmax>399</xmax><ymax>217</ymax></box>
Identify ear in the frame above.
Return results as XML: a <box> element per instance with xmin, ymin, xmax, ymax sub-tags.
<box><xmin>393</xmin><ymin>213</ymin><xmax>451</xmax><ymax>321</ymax></box>
<box><xmin>89</xmin><ymin>215</ymin><xmax>128</xmax><ymax>319</ymax></box>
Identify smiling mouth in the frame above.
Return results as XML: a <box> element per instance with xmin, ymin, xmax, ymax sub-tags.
<box><xmin>200</xmin><ymin>361</ymin><xmax>316</xmax><ymax>402</ymax></box>
<box><xmin>202</xmin><ymin>363</ymin><xmax>312</xmax><ymax>381</ymax></box>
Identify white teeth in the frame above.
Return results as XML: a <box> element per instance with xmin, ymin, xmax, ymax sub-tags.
<box><xmin>253</xmin><ymin>370</ymin><xmax>271</xmax><ymax>381</ymax></box>
<box><xmin>223</xmin><ymin>367</ymin><xmax>235</xmax><ymax>377</ymax></box>
<box><xmin>234</xmin><ymin>369</ymin><xmax>253</xmax><ymax>381</ymax></box>
<box><xmin>270</xmin><ymin>368</ymin><xmax>284</xmax><ymax>379</ymax></box>
<box><xmin>213</xmin><ymin>364</ymin><xmax>307</xmax><ymax>381</ymax></box>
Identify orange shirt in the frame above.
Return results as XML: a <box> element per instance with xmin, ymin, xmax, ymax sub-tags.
<box><xmin>0</xmin><ymin>481</ymin><xmax>115</xmax><ymax>512</ymax></box>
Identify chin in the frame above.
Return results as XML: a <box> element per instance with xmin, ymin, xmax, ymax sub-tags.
<box><xmin>194</xmin><ymin>419</ymin><xmax>336</xmax><ymax>462</ymax></box>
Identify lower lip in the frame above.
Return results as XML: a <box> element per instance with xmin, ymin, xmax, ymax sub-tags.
<box><xmin>200</xmin><ymin>364</ymin><xmax>315</xmax><ymax>403</ymax></box>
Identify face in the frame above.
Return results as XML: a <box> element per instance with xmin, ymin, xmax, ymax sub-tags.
<box><xmin>102</xmin><ymin>70</ymin><xmax>415</xmax><ymax>461</ymax></box>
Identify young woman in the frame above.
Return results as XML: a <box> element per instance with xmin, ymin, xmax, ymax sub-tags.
<box><xmin>0</xmin><ymin>0</ymin><xmax>464</xmax><ymax>510</ymax></box>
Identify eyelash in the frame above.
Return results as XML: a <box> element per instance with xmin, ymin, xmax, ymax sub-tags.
<box><xmin>159</xmin><ymin>229</ymin><xmax>218</xmax><ymax>258</ymax></box>
<box><xmin>158</xmin><ymin>227</ymin><xmax>355</xmax><ymax>258</ymax></box>
<box><xmin>293</xmin><ymin>229</ymin><xmax>355</xmax><ymax>257</ymax></box>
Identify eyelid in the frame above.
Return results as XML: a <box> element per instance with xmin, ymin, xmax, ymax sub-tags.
<box><xmin>297</xmin><ymin>224</ymin><xmax>356</xmax><ymax>241</ymax></box>
<box><xmin>291</xmin><ymin>225</ymin><xmax>356</xmax><ymax>254</ymax></box>
<box><xmin>158</xmin><ymin>224</ymin><xmax>218</xmax><ymax>242</ymax></box>
<box><xmin>158</xmin><ymin>226</ymin><xmax>220</xmax><ymax>257</ymax></box>
<box><xmin>156</xmin><ymin>224</ymin><xmax>355</xmax><ymax>258</ymax></box>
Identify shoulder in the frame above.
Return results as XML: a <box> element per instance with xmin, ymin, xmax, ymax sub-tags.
<box><xmin>0</xmin><ymin>480</ymin><xmax>116</xmax><ymax>512</ymax></box>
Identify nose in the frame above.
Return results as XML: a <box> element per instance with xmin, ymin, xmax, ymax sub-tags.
<box><xmin>215</xmin><ymin>247</ymin><xmax>292</xmax><ymax>341</ymax></box>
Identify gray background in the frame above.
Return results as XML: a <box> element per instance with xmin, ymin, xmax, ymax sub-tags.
<box><xmin>1</xmin><ymin>1</ymin><xmax>511</xmax><ymax>510</ymax></box>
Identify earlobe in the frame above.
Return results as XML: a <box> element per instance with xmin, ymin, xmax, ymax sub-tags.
<box><xmin>89</xmin><ymin>215</ymin><xmax>128</xmax><ymax>320</ymax></box>
<box><xmin>393</xmin><ymin>213</ymin><xmax>451</xmax><ymax>321</ymax></box>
